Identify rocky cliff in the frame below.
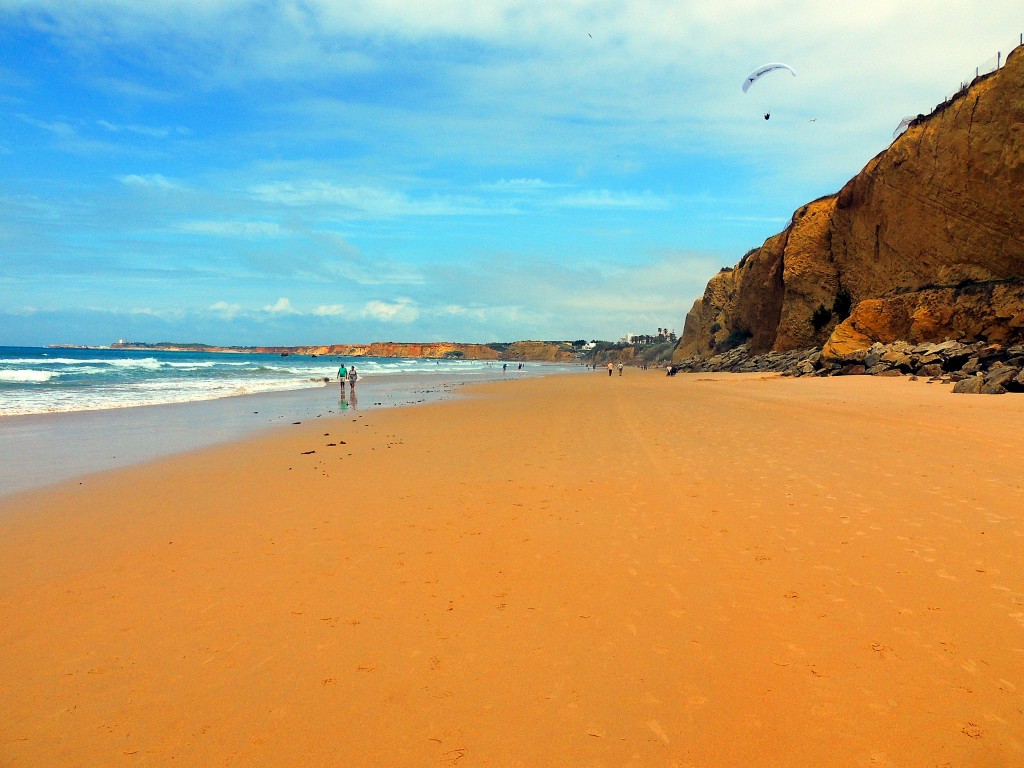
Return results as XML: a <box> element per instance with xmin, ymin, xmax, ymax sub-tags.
<box><xmin>676</xmin><ymin>45</ymin><xmax>1024</xmax><ymax>362</ymax></box>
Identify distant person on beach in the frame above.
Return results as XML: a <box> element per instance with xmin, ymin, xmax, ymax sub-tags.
<box><xmin>607</xmin><ymin>362</ymin><xmax>613</xmax><ymax>377</ymax></box>
<box><xmin>503</xmin><ymin>363</ymin><xmax>507</xmax><ymax>374</ymax></box>
<box><xmin>618</xmin><ymin>363</ymin><xmax>623</xmax><ymax>376</ymax></box>
<box><xmin>338</xmin><ymin>363</ymin><xmax>348</xmax><ymax>386</ymax></box>
<box><xmin>348</xmin><ymin>365</ymin><xmax>358</xmax><ymax>390</ymax></box>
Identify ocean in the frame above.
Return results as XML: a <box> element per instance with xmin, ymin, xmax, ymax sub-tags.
<box><xmin>0</xmin><ymin>346</ymin><xmax>584</xmax><ymax>497</ymax></box>
<box><xmin>0</xmin><ymin>346</ymin><xmax>558</xmax><ymax>416</ymax></box>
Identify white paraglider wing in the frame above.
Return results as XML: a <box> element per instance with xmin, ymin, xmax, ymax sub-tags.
<box><xmin>892</xmin><ymin>115</ymin><xmax>916</xmax><ymax>140</ymax></box>
<box><xmin>742</xmin><ymin>63</ymin><xmax>797</xmax><ymax>93</ymax></box>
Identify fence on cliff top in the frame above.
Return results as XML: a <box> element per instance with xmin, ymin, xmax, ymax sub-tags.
<box><xmin>903</xmin><ymin>34</ymin><xmax>1024</xmax><ymax>135</ymax></box>
<box><xmin>950</xmin><ymin>34</ymin><xmax>1022</xmax><ymax>101</ymax></box>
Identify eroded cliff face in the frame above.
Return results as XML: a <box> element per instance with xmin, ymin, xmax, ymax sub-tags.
<box><xmin>676</xmin><ymin>46</ymin><xmax>1024</xmax><ymax>362</ymax></box>
<box><xmin>300</xmin><ymin>342</ymin><xmax>499</xmax><ymax>359</ymax></box>
<box><xmin>821</xmin><ymin>282</ymin><xmax>1024</xmax><ymax>359</ymax></box>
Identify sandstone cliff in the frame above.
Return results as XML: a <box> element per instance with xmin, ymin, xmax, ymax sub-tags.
<box><xmin>297</xmin><ymin>342</ymin><xmax>500</xmax><ymax>359</ymax></box>
<box><xmin>676</xmin><ymin>45</ymin><xmax>1024</xmax><ymax>362</ymax></box>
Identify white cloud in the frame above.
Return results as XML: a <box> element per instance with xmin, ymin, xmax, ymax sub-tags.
<box><xmin>263</xmin><ymin>297</ymin><xmax>297</xmax><ymax>315</ymax></box>
<box><xmin>361</xmin><ymin>298</ymin><xmax>420</xmax><ymax>323</ymax></box>
<box><xmin>312</xmin><ymin>303</ymin><xmax>346</xmax><ymax>316</ymax></box>
<box><xmin>208</xmin><ymin>301</ymin><xmax>242</xmax><ymax>319</ymax></box>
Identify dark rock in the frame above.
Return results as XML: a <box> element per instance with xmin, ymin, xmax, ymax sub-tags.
<box><xmin>673</xmin><ymin>339</ymin><xmax>1023</xmax><ymax>395</ymax></box>
<box><xmin>983</xmin><ymin>366</ymin><xmax>1021</xmax><ymax>393</ymax></box>
<box><xmin>960</xmin><ymin>358</ymin><xmax>981</xmax><ymax>375</ymax></box>
<box><xmin>833</xmin><ymin>364</ymin><xmax>867</xmax><ymax>376</ymax></box>
<box><xmin>915</xmin><ymin>353</ymin><xmax>943</xmax><ymax>367</ymax></box>
<box><xmin>952</xmin><ymin>376</ymin><xmax>985</xmax><ymax>394</ymax></box>
<box><xmin>864</xmin><ymin>343</ymin><xmax>887</xmax><ymax>368</ymax></box>
<box><xmin>975</xmin><ymin>345</ymin><xmax>1007</xmax><ymax>367</ymax></box>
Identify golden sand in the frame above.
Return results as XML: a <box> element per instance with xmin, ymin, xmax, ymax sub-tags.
<box><xmin>2</xmin><ymin>371</ymin><xmax>1023</xmax><ymax>766</ymax></box>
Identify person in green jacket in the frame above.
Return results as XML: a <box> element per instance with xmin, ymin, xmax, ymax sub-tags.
<box><xmin>337</xmin><ymin>363</ymin><xmax>348</xmax><ymax>386</ymax></box>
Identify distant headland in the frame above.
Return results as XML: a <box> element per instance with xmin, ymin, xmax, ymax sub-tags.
<box><xmin>49</xmin><ymin>340</ymin><xmax>582</xmax><ymax>363</ymax></box>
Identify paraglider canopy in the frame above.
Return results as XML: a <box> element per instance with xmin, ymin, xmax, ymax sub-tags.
<box><xmin>742</xmin><ymin>62</ymin><xmax>796</xmax><ymax>92</ymax></box>
<box><xmin>892</xmin><ymin>115</ymin><xmax>917</xmax><ymax>140</ymax></box>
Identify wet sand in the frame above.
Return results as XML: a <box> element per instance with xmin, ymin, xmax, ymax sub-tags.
<box><xmin>0</xmin><ymin>370</ymin><xmax>543</xmax><ymax>498</ymax></box>
<box><xmin>2</xmin><ymin>371</ymin><xmax>1023</xmax><ymax>766</ymax></box>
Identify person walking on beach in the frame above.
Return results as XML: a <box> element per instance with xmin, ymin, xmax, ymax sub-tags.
<box><xmin>338</xmin><ymin>363</ymin><xmax>348</xmax><ymax>387</ymax></box>
<box><xmin>347</xmin><ymin>365</ymin><xmax>358</xmax><ymax>390</ymax></box>
<box><xmin>607</xmin><ymin>362</ymin><xmax>614</xmax><ymax>377</ymax></box>
<box><xmin>618</xmin><ymin>362</ymin><xmax>624</xmax><ymax>376</ymax></box>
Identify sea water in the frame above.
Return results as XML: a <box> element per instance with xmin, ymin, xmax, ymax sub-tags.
<box><xmin>0</xmin><ymin>346</ymin><xmax>583</xmax><ymax>497</ymax></box>
<box><xmin>0</xmin><ymin>346</ymin><xmax>550</xmax><ymax>416</ymax></box>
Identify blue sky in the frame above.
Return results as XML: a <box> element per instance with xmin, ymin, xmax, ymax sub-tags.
<box><xmin>2</xmin><ymin>1</ymin><xmax>1021</xmax><ymax>346</ymax></box>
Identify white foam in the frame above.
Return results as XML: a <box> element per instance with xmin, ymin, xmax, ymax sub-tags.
<box><xmin>0</xmin><ymin>377</ymin><xmax>326</xmax><ymax>416</ymax></box>
<box><xmin>0</xmin><ymin>369</ymin><xmax>56</xmax><ymax>383</ymax></box>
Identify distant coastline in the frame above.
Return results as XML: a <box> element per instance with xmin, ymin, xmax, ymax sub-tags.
<box><xmin>48</xmin><ymin>339</ymin><xmax>582</xmax><ymax>362</ymax></box>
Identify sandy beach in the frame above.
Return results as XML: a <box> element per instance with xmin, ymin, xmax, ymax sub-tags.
<box><xmin>2</xmin><ymin>371</ymin><xmax>1023</xmax><ymax>767</ymax></box>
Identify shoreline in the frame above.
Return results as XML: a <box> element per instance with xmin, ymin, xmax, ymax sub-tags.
<box><xmin>2</xmin><ymin>371</ymin><xmax>1023</xmax><ymax>765</ymax></box>
<box><xmin>0</xmin><ymin>367</ymin><xmax>576</xmax><ymax>499</ymax></box>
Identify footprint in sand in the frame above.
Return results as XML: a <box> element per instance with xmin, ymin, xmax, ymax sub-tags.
<box><xmin>646</xmin><ymin>719</ymin><xmax>670</xmax><ymax>744</ymax></box>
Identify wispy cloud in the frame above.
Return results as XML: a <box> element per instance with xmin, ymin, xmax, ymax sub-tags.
<box><xmin>179</xmin><ymin>220</ymin><xmax>282</xmax><ymax>238</ymax></box>
<box><xmin>16</xmin><ymin>113</ymin><xmax>76</xmax><ymax>137</ymax></box>
<box><xmin>119</xmin><ymin>173</ymin><xmax>185</xmax><ymax>190</ymax></box>
<box><xmin>483</xmin><ymin>178</ymin><xmax>566</xmax><ymax>192</ymax></box>
<box><xmin>96</xmin><ymin>119</ymin><xmax>186</xmax><ymax>139</ymax></box>
<box><xmin>555</xmin><ymin>190</ymin><xmax>671</xmax><ymax>210</ymax></box>
<box><xmin>249</xmin><ymin>181</ymin><xmax>487</xmax><ymax>218</ymax></box>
